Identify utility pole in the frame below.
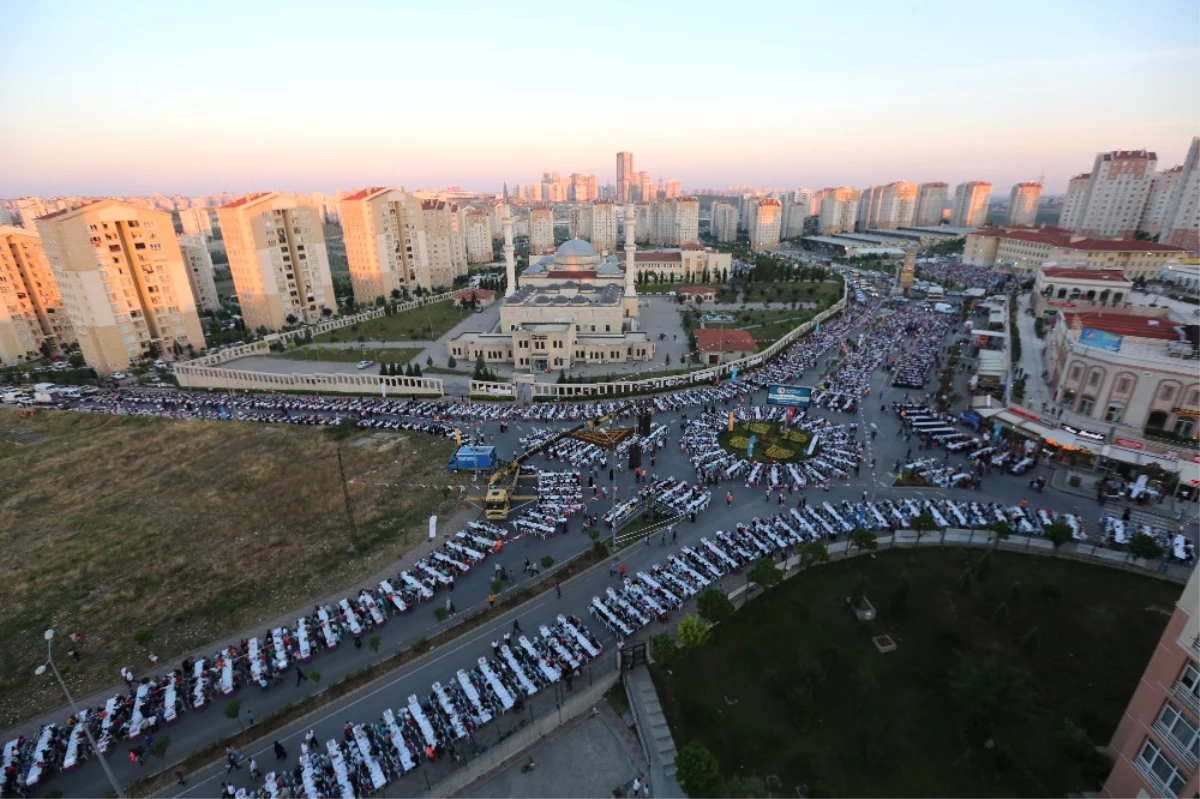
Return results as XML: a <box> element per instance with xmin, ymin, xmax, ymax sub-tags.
<box><xmin>336</xmin><ymin>445</ymin><xmax>358</xmax><ymax>538</ymax></box>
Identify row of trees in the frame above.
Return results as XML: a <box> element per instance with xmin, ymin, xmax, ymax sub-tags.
<box><xmin>378</xmin><ymin>361</ymin><xmax>423</xmax><ymax>377</ymax></box>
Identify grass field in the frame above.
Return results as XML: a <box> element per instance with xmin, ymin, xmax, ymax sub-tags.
<box><xmin>740</xmin><ymin>279</ymin><xmax>842</xmax><ymax>306</ymax></box>
<box><xmin>0</xmin><ymin>410</ymin><xmax>458</xmax><ymax>728</ymax></box>
<box><xmin>313</xmin><ymin>301</ymin><xmax>473</xmax><ymax>344</ymax></box>
<box><xmin>276</xmin><ymin>346</ymin><xmax>422</xmax><ymax>365</ymax></box>
<box><xmin>654</xmin><ymin>548</ymin><xmax>1178</xmax><ymax>798</ymax></box>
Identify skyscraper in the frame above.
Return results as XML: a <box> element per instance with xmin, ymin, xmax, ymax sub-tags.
<box><xmin>951</xmin><ymin>181</ymin><xmax>993</xmax><ymax>228</ymax></box>
<box><xmin>1058</xmin><ymin>173</ymin><xmax>1092</xmax><ymax>230</ymax></box>
<box><xmin>590</xmin><ymin>201</ymin><xmax>619</xmax><ymax>252</ymax></box>
<box><xmin>1006</xmin><ymin>182</ymin><xmax>1043</xmax><ymax>226</ymax></box>
<box><xmin>339</xmin><ymin>187</ymin><xmax>426</xmax><ymax>300</ymax></box>
<box><xmin>0</xmin><ymin>225</ymin><xmax>72</xmax><ymax>363</ymax></box>
<box><xmin>178</xmin><ymin>232</ymin><xmax>221</xmax><ymax>313</ymax></box>
<box><xmin>1071</xmin><ymin>149</ymin><xmax>1158</xmax><ymax>239</ymax></box>
<box><xmin>914</xmin><ymin>182</ymin><xmax>949</xmax><ymax>227</ymax></box>
<box><xmin>216</xmin><ymin>192</ymin><xmax>336</xmax><ymax>330</ymax></box>
<box><xmin>528</xmin><ymin>205</ymin><xmax>555</xmax><ymax>254</ymax></box>
<box><xmin>616</xmin><ymin>152</ymin><xmax>634</xmax><ymax>204</ymax></box>
<box><xmin>664</xmin><ymin>180</ymin><xmax>681</xmax><ymax>200</ymax></box>
<box><xmin>36</xmin><ymin>199</ymin><xmax>205</xmax><ymax>373</ymax></box>
<box><xmin>747</xmin><ymin>198</ymin><xmax>782</xmax><ymax>252</ymax></box>
<box><xmin>877</xmin><ymin>182</ymin><xmax>918</xmax><ymax>230</ymax></box>
<box><xmin>1140</xmin><ymin>166</ymin><xmax>1184</xmax><ymax>238</ymax></box>
<box><xmin>711</xmin><ymin>202</ymin><xmax>739</xmax><ymax>242</ymax></box>
<box><xmin>1161</xmin><ymin>137</ymin><xmax>1200</xmax><ymax>255</ymax></box>
<box><xmin>819</xmin><ymin>187</ymin><xmax>861</xmax><ymax>235</ymax></box>
<box><xmin>463</xmin><ymin>208</ymin><xmax>493</xmax><ymax>264</ymax></box>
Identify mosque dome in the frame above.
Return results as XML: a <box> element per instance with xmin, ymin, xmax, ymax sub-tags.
<box><xmin>553</xmin><ymin>239</ymin><xmax>601</xmax><ymax>268</ymax></box>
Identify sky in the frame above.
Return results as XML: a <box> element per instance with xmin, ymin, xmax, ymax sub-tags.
<box><xmin>1</xmin><ymin>0</ymin><xmax>1197</xmax><ymax>198</ymax></box>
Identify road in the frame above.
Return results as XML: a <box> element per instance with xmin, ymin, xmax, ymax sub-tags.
<box><xmin>22</xmin><ymin>308</ymin><xmax>1195</xmax><ymax>798</ymax></box>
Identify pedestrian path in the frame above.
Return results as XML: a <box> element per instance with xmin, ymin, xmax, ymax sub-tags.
<box><xmin>625</xmin><ymin>667</ymin><xmax>684</xmax><ymax>798</ymax></box>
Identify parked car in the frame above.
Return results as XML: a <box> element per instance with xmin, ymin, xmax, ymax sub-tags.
<box><xmin>356</xmin><ymin>360</ymin><xmax>373</xmax><ymax>369</ymax></box>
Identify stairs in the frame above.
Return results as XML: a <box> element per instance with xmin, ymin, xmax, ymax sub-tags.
<box><xmin>625</xmin><ymin>668</ymin><xmax>683</xmax><ymax>793</ymax></box>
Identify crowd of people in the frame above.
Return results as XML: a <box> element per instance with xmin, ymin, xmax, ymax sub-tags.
<box><xmin>915</xmin><ymin>257</ymin><xmax>1010</xmax><ymax>291</ymax></box>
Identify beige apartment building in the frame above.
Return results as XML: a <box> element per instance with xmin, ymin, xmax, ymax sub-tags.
<box><xmin>568</xmin><ymin>206</ymin><xmax>592</xmax><ymax>242</ymax></box>
<box><xmin>590</xmin><ymin>201</ymin><xmax>619</xmax><ymax>252</ymax></box>
<box><xmin>179</xmin><ymin>205</ymin><xmax>213</xmax><ymax>237</ymax></box>
<box><xmin>1006</xmin><ymin>182</ymin><xmax>1042</xmax><ymax>226</ymax></box>
<box><xmin>419</xmin><ymin>199</ymin><xmax>468</xmax><ymax>289</ymax></box>
<box><xmin>643</xmin><ymin>198</ymin><xmax>699</xmax><ymax>246</ymax></box>
<box><xmin>463</xmin><ymin>208</ymin><xmax>493</xmax><ymax>264</ymax></box>
<box><xmin>339</xmin><ymin>186</ymin><xmax>425</xmax><ymax>302</ymax></box>
<box><xmin>1058</xmin><ymin>172</ymin><xmax>1092</xmax><ymax>231</ymax></box>
<box><xmin>0</xmin><ymin>225</ymin><xmax>73</xmax><ymax>364</ymax></box>
<box><xmin>819</xmin><ymin>187</ymin><xmax>861</xmax><ymax>235</ymax></box>
<box><xmin>711</xmin><ymin>201</ymin><xmax>739</xmax><ymax>242</ymax></box>
<box><xmin>1072</xmin><ymin>149</ymin><xmax>1158</xmax><ymax>240</ymax></box>
<box><xmin>963</xmin><ymin>226</ymin><xmax>1185</xmax><ymax>279</ymax></box>
<box><xmin>747</xmin><ymin>198</ymin><xmax>782</xmax><ymax>251</ymax></box>
<box><xmin>177</xmin><ymin>233</ymin><xmax>221</xmax><ymax>312</ymax></box>
<box><xmin>1102</xmin><ymin>565</ymin><xmax>1198</xmax><ymax>799</ymax></box>
<box><xmin>1141</xmin><ymin>166</ymin><xmax>1184</xmax><ymax>238</ymax></box>
<box><xmin>36</xmin><ymin>200</ymin><xmax>205</xmax><ymax>374</ymax></box>
<box><xmin>951</xmin><ymin>181</ymin><xmax>992</xmax><ymax>228</ymax></box>
<box><xmin>914</xmin><ymin>182</ymin><xmax>948</xmax><ymax>227</ymax></box>
<box><xmin>529</xmin><ymin>204</ymin><xmax>555</xmax><ymax>254</ymax></box>
<box><xmin>1162</xmin><ymin>137</ymin><xmax>1200</xmax><ymax>255</ymax></box>
<box><xmin>216</xmin><ymin>192</ymin><xmax>335</xmax><ymax>331</ymax></box>
<box><xmin>876</xmin><ymin>181</ymin><xmax>918</xmax><ymax>229</ymax></box>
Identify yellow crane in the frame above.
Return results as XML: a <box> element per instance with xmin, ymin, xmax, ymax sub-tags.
<box><xmin>482</xmin><ymin>408</ymin><xmax>626</xmax><ymax>521</ymax></box>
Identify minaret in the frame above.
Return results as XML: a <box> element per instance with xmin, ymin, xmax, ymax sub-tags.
<box><xmin>502</xmin><ymin>182</ymin><xmax>516</xmax><ymax>298</ymax></box>
<box><xmin>623</xmin><ymin>203</ymin><xmax>638</xmax><ymax>324</ymax></box>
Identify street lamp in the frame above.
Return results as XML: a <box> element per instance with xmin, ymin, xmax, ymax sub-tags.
<box><xmin>35</xmin><ymin>629</ymin><xmax>125</xmax><ymax>798</ymax></box>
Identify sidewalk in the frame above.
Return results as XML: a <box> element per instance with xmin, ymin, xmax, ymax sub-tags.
<box><xmin>2</xmin><ymin>503</ymin><xmax>478</xmax><ymax>744</ymax></box>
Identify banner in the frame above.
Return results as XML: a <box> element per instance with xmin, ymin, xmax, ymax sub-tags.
<box><xmin>727</xmin><ymin>411</ymin><xmax>735</xmax><ymax>432</ymax></box>
<box><xmin>730</xmin><ymin>366</ymin><xmax>738</xmax><ymax>384</ymax></box>
<box><xmin>992</xmin><ymin>424</ymin><xmax>1003</xmax><ymax>445</ymax></box>
<box><xmin>381</xmin><ymin>382</ymin><xmax>387</xmax><ymax>398</ymax></box>
<box><xmin>767</xmin><ymin>385</ymin><xmax>813</xmax><ymax>408</ymax></box>
<box><xmin>747</xmin><ymin>435</ymin><xmax>757</xmax><ymax>457</ymax></box>
<box><xmin>428</xmin><ymin>515</ymin><xmax>438</xmax><ymax>542</ymax></box>
<box><xmin>1080</xmin><ymin>327</ymin><xmax>1123</xmax><ymax>352</ymax></box>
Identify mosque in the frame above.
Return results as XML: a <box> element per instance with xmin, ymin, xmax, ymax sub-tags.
<box><xmin>446</xmin><ymin>199</ymin><xmax>654</xmax><ymax>372</ymax></box>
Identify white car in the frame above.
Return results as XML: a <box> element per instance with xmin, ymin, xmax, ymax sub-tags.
<box><xmin>356</xmin><ymin>359</ymin><xmax>373</xmax><ymax>370</ymax></box>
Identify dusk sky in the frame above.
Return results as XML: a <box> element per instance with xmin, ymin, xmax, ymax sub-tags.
<box><xmin>2</xmin><ymin>0</ymin><xmax>1197</xmax><ymax>197</ymax></box>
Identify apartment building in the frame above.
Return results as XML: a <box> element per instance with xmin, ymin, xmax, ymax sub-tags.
<box><xmin>664</xmin><ymin>180</ymin><xmax>681</xmax><ymax>200</ymax></box>
<box><xmin>747</xmin><ymin>198</ymin><xmax>782</xmax><ymax>252</ymax></box>
<box><xmin>529</xmin><ymin>204</ymin><xmax>555</xmax><ymax>254</ymax></box>
<box><xmin>1058</xmin><ymin>173</ymin><xmax>1093</xmax><ymax>230</ymax></box>
<box><xmin>616</xmin><ymin>151</ymin><xmax>634</xmax><ymax>204</ymax></box>
<box><xmin>818</xmin><ymin>187</ymin><xmax>861</xmax><ymax>235</ymax></box>
<box><xmin>36</xmin><ymin>200</ymin><xmax>204</xmax><ymax>373</ymax></box>
<box><xmin>568</xmin><ymin>206</ymin><xmax>592</xmax><ymax>241</ymax></box>
<box><xmin>0</xmin><ymin>225</ymin><xmax>73</xmax><ymax>363</ymax></box>
<box><xmin>877</xmin><ymin>182</ymin><xmax>918</xmax><ymax>229</ymax></box>
<box><xmin>177</xmin><ymin>233</ymin><xmax>220</xmax><ymax>312</ymax></box>
<box><xmin>1162</xmin><ymin>137</ymin><xmax>1200</xmax><ymax>255</ymax></box>
<box><xmin>857</xmin><ymin>186</ymin><xmax>882</xmax><ymax>231</ymax></box>
<box><xmin>1007</xmin><ymin>182</ymin><xmax>1042</xmax><ymax>226</ymax></box>
<box><xmin>216</xmin><ymin>192</ymin><xmax>335</xmax><ymax>331</ymax></box>
<box><xmin>951</xmin><ymin>181</ymin><xmax>993</xmax><ymax>228</ymax></box>
<box><xmin>1103</xmin><ymin>566</ymin><xmax>1198</xmax><ymax>799</ymax></box>
<box><xmin>339</xmin><ymin>187</ymin><xmax>427</xmax><ymax>301</ymax></box>
<box><xmin>781</xmin><ymin>189</ymin><xmax>814</xmax><ymax>239</ymax></box>
<box><xmin>179</xmin><ymin>205</ymin><xmax>213</xmax><ymax>237</ymax></box>
<box><xmin>711</xmin><ymin>201</ymin><xmax>739</xmax><ymax>242</ymax></box>
<box><xmin>1141</xmin><ymin>166</ymin><xmax>1185</xmax><ymax>238</ymax></box>
<box><xmin>914</xmin><ymin>182</ymin><xmax>948</xmax><ymax>227</ymax></box>
<box><xmin>643</xmin><ymin>198</ymin><xmax>699</xmax><ymax>246</ymax></box>
<box><xmin>964</xmin><ymin>226</ymin><xmax>1184</xmax><ymax>279</ymax></box>
<box><xmin>1072</xmin><ymin>149</ymin><xmax>1158</xmax><ymax>239</ymax></box>
<box><xmin>591</xmin><ymin>201</ymin><xmax>619</xmax><ymax>252</ymax></box>
<box><xmin>464</xmin><ymin>208</ymin><xmax>493</xmax><ymax>264</ymax></box>
<box><xmin>420</xmin><ymin>199</ymin><xmax>468</xmax><ymax>288</ymax></box>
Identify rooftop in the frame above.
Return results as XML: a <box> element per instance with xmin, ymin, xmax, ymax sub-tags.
<box><xmin>696</xmin><ymin>328</ymin><xmax>757</xmax><ymax>352</ymax></box>
<box><xmin>1063</xmin><ymin>311</ymin><xmax>1184</xmax><ymax>341</ymax></box>
<box><xmin>1040</xmin><ymin>268</ymin><xmax>1131</xmax><ymax>284</ymax></box>
<box><xmin>971</xmin><ymin>228</ymin><xmax>1185</xmax><ymax>253</ymax></box>
<box><xmin>220</xmin><ymin>192</ymin><xmax>273</xmax><ymax>209</ymax></box>
<box><xmin>341</xmin><ymin>186</ymin><xmax>388</xmax><ymax>202</ymax></box>
<box><xmin>679</xmin><ymin>286</ymin><xmax>717</xmax><ymax>295</ymax></box>
<box><xmin>452</xmin><ymin>288</ymin><xmax>496</xmax><ymax>299</ymax></box>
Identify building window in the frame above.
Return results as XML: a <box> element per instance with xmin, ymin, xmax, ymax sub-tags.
<box><xmin>1105</xmin><ymin>403</ymin><xmax>1124</xmax><ymax>423</ymax></box>
<box><xmin>1136</xmin><ymin>738</ymin><xmax>1187</xmax><ymax>797</ymax></box>
<box><xmin>1160</xmin><ymin>385</ymin><xmax>1176</xmax><ymax>401</ymax></box>
<box><xmin>1190</xmin><ymin>389</ymin><xmax>1200</xmax><ymax>406</ymax></box>
<box><xmin>1175</xmin><ymin>418</ymin><xmax>1195</xmax><ymax>439</ymax></box>
<box><xmin>1116</xmin><ymin>377</ymin><xmax>1131</xmax><ymax>394</ymax></box>
<box><xmin>1088</xmin><ymin>371</ymin><xmax>1100</xmax><ymax>387</ymax></box>
<box><xmin>1070</xmin><ymin>365</ymin><xmax>1082</xmax><ymax>381</ymax></box>
<box><xmin>1078</xmin><ymin>396</ymin><xmax>1096</xmax><ymax>415</ymax></box>
<box><xmin>1154</xmin><ymin>701</ymin><xmax>1199</xmax><ymax>767</ymax></box>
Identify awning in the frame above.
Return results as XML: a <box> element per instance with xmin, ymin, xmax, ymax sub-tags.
<box><xmin>1103</xmin><ymin>445</ymin><xmax>1182</xmax><ymax>473</ymax></box>
<box><xmin>1019</xmin><ymin>420</ymin><xmax>1060</xmax><ymax>440</ymax></box>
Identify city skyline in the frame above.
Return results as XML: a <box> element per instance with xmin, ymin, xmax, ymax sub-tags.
<box><xmin>1</xmin><ymin>0</ymin><xmax>1197</xmax><ymax>197</ymax></box>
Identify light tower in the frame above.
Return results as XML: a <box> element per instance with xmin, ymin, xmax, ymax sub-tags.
<box><xmin>502</xmin><ymin>182</ymin><xmax>516</xmax><ymax>298</ymax></box>
<box><xmin>623</xmin><ymin>203</ymin><xmax>638</xmax><ymax>325</ymax></box>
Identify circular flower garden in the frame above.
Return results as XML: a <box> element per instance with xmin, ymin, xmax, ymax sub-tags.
<box><xmin>717</xmin><ymin>421</ymin><xmax>818</xmax><ymax>463</ymax></box>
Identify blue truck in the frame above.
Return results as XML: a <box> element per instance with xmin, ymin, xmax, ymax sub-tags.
<box><xmin>447</xmin><ymin>445</ymin><xmax>497</xmax><ymax>472</ymax></box>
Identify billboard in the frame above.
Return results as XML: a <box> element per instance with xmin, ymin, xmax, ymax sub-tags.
<box><xmin>1080</xmin><ymin>327</ymin><xmax>1123</xmax><ymax>352</ymax></box>
<box><xmin>767</xmin><ymin>385</ymin><xmax>813</xmax><ymax>408</ymax></box>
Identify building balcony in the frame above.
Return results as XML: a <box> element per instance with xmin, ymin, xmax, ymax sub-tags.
<box><xmin>1152</xmin><ymin>720</ymin><xmax>1199</xmax><ymax>774</ymax></box>
<box><xmin>1135</xmin><ymin>757</ymin><xmax>1183</xmax><ymax>799</ymax></box>
<box><xmin>1175</xmin><ymin>677</ymin><xmax>1200</xmax><ymax>718</ymax></box>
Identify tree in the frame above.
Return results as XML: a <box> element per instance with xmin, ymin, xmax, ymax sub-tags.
<box><xmin>911</xmin><ymin>511</ymin><xmax>941</xmax><ymax>543</ymax></box>
<box><xmin>990</xmin><ymin>601</ymin><xmax>1009</xmax><ymax>629</ymax></box>
<box><xmin>1019</xmin><ymin>626</ymin><xmax>1040</xmax><ymax>659</ymax></box>
<box><xmin>447</xmin><ymin>354</ymin><xmax>457</xmax><ymax>368</ymax></box>
<box><xmin>1127</xmin><ymin>532</ymin><xmax>1164</xmax><ymax>565</ymax></box>
<box><xmin>849</xmin><ymin>527</ymin><xmax>877</xmax><ymax>555</ymax></box>
<box><xmin>1006</xmin><ymin>580</ymin><xmax>1022</xmax><ymax>610</ymax></box>
<box><xmin>426</xmin><ymin>355</ymin><xmax>433</xmax><ymax>367</ymax></box>
<box><xmin>650</xmin><ymin>633</ymin><xmax>677</xmax><ymax>664</ymax></box>
<box><xmin>950</xmin><ymin>653</ymin><xmax>1035</xmax><ymax>744</ymax></box>
<box><xmin>223</xmin><ymin>698</ymin><xmax>243</xmax><ymax>730</ymax></box>
<box><xmin>677</xmin><ymin>614</ymin><xmax>711</xmax><ymax>648</ymax></box>
<box><xmin>798</xmin><ymin>541</ymin><xmax>829</xmax><ymax>569</ymax></box>
<box><xmin>976</xmin><ymin>550</ymin><xmax>993</xmax><ymax>581</ymax></box>
<box><xmin>379</xmin><ymin>363</ymin><xmax>388</xmax><ymax>376</ymax></box>
<box><xmin>664</xmin><ymin>354</ymin><xmax>672</xmax><ymax>366</ymax></box>
<box><xmin>147</xmin><ymin>736</ymin><xmax>171</xmax><ymax>761</ymax></box>
<box><xmin>285</xmin><ymin>313</ymin><xmax>299</xmax><ymax>326</ymax></box>
<box><xmin>989</xmin><ymin>519</ymin><xmax>1012</xmax><ymax>550</ymax></box>
<box><xmin>676</xmin><ymin>740</ymin><xmax>722</xmax><ymax>798</ymax></box>
<box><xmin>747</xmin><ymin>558</ymin><xmax>782</xmax><ymax>591</ymax></box>
<box><xmin>890</xmin><ymin>574</ymin><xmax>911</xmax><ymax>619</ymax></box>
<box><xmin>725</xmin><ymin>775</ymin><xmax>771</xmax><ymax>798</ymax></box>
<box><xmin>696</xmin><ymin>587</ymin><xmax>734</xmax><ymax>623</ymax></box>
<box><xmin>368</xmin><ymin>635</ymin><xmax>381</xmax><ymax>655</ymax></box>
<box><xmin>68</xmin><ymin>353</ymin><xmax>85</xmax><ymax>369</ymax></box>
<box><xmin>1043</xmin><ymin>519</ymin><xmax>1072</xmax><ymax>556</ymax></box>
<box><xmin>473</xmin><ymin>353</ymin><xmax>488</xmax><ymax>380</ymax></box>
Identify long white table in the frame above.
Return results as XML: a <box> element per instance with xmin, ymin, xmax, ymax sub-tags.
<box><xmin>25</xmin><ymin>724</ymin><xmax>55</xmax><ymax>787</ymax></box>
<box><xmin>432</xmin><ymin>682</ymin><xmax>468</xmax><ymax>739</ymax></box>
<box><xmin>380</xmin><ymin>580</ymin><xmax>409</xmax><ymax>614</ymax></box>
<box><xmin>352</xmin><ymin>724</ymin><xmax>388</xmax><ymax>791</ymax></box>
<box><xmin>558</xmin><ymin>615</ymin><xmax>602</xmax><ymax>658</ymax></box>
<box><xmin>478</xmin><ymin>658</ymin><xmax>516</xmax><ymax>711</ymax></box>
<box><xmin>62</xmin><ymin>711</ymin><xmax>88</xmax><ymax>772</ymax></box>
<box><xmin>520</xmin><ymin>635</ymin><xmax>561</xmax><ymax>682</ymax></box>
<box><xmin>128</xmin><ymin>683</ymin><xmax>151</xmax><ymax>738</ymax></box>
<box><xmin>381</xmin><ymin>709</ymin><xmax>417</xmax><ymax>772</ymax></box>
<box><xmin>500</xmin><ymin>647</ymin><xmax>538</xmax><ymax>696</ymax></box>
<box><xmin>456</xmin><ymin>669</ymin><xmax>493</xmax><ymax>725</ymax></box>
<box><xmin>407</xmin><ymin>695</ymin><xmax>437</xmax><ymax>748</ymax></box>
<box><xmin>326</xmin><ymin>740</ymin><xmax>355</xmax><ymax>799</ymax></box>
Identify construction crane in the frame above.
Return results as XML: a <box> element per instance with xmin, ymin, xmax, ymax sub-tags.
<box><xmin>483</xmin><ymin>407</ymin><xmax>626</xmax><ymax>521</ymax></box>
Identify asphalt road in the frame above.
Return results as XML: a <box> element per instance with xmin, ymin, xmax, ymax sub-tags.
<box><xmin>23</xmin><ymin>313</ymin><xmax>1176</xmax><ymax>799</ymax></box>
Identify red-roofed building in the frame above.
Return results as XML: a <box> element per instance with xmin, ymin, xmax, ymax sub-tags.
<box><xmin>678</xmin><ymin>285</ymin><xmax>717</xmax><ymax>304</ymax></box>
<box><xmin>452</xmin><ymin>287</ymin><xmax>495</xmax><ymax>309</ymax></box>
<box><xmin>963</xmin><ymin>225</ymin><xmax>1184</xmax><ymax>280</ymax></box>
<box><xmin>1033</xmin><ymin>266</ymin><xmax>1134</xmax><ymax>315</ymax></box>
<box><xmin>696</xmin><ymin>328</ymin><xmax>757</xmax><ymax>364</ymax></box>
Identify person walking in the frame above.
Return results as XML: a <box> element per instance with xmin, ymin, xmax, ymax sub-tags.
<box><xmin>726</xmin><ymin>491</ymin><xmax>734</xmax><ymax>506</ymax></box>
<box><xmin>555</xmin><ymin>582</ymin><xmax>562</xmax><ymax>599</ymax></box>
<box><xmin>295</xmin><ymin>665</ymin><xmax>308</xmax><ymax>686</ymax></box>
<box><xmin>246</xmin><ymin>709</ymin><xmax>254</xmax><ymax>726</ymax></box>
<box><xmin>175</xmin><ymin>770</ymin><xmax>187</xmax><ymax>786</ymax></box>
<box><xmin>273</xmin><ymin>741</ymin><xmax>287</xmax><ymax>760</ymax></box>
<box><xmin>512</xmin><ymin>618</ymin><xmax>522</xmax><ymax>634</ymax></box>
<box><xmin>488</xmin><ymin>593</ymin><xmax>496</xmax><ymax>608</ymax></box>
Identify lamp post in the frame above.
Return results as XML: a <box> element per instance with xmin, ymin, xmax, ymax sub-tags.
<box><xmin>35</xmin><ymin>629</ymin><xmax>125</xmax><ymax>798</ymax></box>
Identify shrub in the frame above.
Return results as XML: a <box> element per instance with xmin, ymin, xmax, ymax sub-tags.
<box><xmin>540</xmin><ymin>555</ymin><xmax>555</xmax><ymax>569</ymax></box>
<box><xmin>368</xmin><ymin>636</ymin><xmax>381</xmax><ymax>654</ymax></box>
<box><xmin>1058</xmin><ymin>718</ymin><xmax>1093</xmax><ymax>761</ymax></box>
<box><xmin>678</xmin><ymin>615</ymin><xmax>711</xmax><ymax>648</ymax></box>
<box><xmin>147</xmin><ymin>736</ymin><xmax>171</xmax><ymax>760</ymax></box>
<box><xmin>889</xmin><ymin>577</ymin><xmax>910</xmax><ymax>619</ymax></box>
<box><xmin>1006</xmin><ymin>580</ymin><xmax>1022</xmax><ymax>610</ymax></box>
<box><xmin>976</xmin><ymin>550</ymin><xmax>993</xmax><ymax>582</ymax></box>
<box><xmin>650</xmin><ymin>633</ymin><xmax>677</xmax><ymax>663</ymax></box>
<box><xmin>991</xmin><ymin>601</ymin><xmax>1010</xmax><ymax>629</ymax></box>
<box><xmin>223</xmin><ymin>699</ymin><xmax>241</xmax><ymax>722</ymax></box>
<box><xmin>957</xmin><ymin>569</ymin><xmax>973</xmax><ymax>595</ymax></box>
<box><xmin>676</xmin><ymin>740</ymin><xmax>722</xmax><ymax>798</ymax></box>
<box><xmin>1019</xmin><ymin>627</ymin><xmax>1041</xmax><ymax>659</ymax></box>
<box><xmin>308</xmin><ymin>670</ymin><xmax>321</xmax><ymax>683</ymax></box>
<box><xmin>748</xmin><ymin>558</ymin><xmax>782</xmax><ymax>590</ymax></box>
<box><xmin>434</xmin><ymin>607</ymin><xmax>449</xmax><ymax>622</ymax></box>
<box><xmin>1040</xmin><ymin>583</ymin><xmax>1063</xmax><ymax>601</ymax></box>
<box><xmin>133</xmin><ymin>628</ymin><xmax>155</xmax><ymax>647</ymax></box>
<box><xmin>412</xmin><ymin>636</ymin><xmax>429</xmax><ymax>652</ymax></box>
<box><xmin>489</xmin><ymin>579</ymin><xmax>503</xmax><ymax>595</ymax></box>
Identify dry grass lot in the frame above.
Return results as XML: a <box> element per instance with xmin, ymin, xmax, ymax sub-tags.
<box><xmin>0</xmin><ymin>409</ymin><xmax>457</xmax><ymax>728</ymax></box>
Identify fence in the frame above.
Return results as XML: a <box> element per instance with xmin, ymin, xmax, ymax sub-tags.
<box><xmin>529</xmin><ymin>286</ymin><xmax>848</xmax><ymax>399</ymax></box>
<box><xmin>469</xmin><ymin>379</ymin><xmax>515</xmax><ymax>397</ymax></box>
<box><xmin>174</xmin><ymin>365</ymin><xmax>444</xmax><ymax>396</ymax></box>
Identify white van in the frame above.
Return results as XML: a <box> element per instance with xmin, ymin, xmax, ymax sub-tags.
<box><xmin>33</xmin><ymin>382</ymin><xmax>58</xmax><ymax>393</ymax></box>
<box><xmin>2</xmin><ymin>391</ymin><xmax>25</xmax><ymax>404</ymax></box>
